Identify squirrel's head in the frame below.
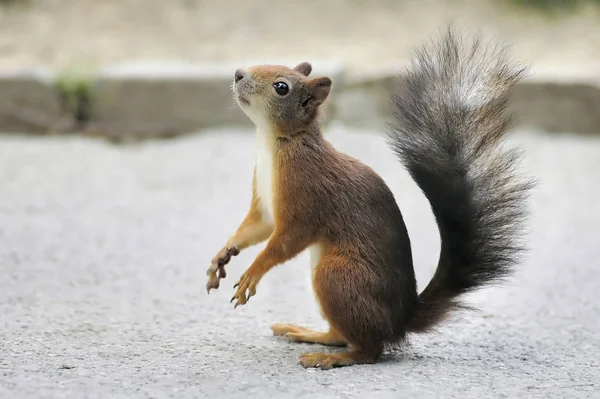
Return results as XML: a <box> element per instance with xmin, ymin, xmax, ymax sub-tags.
<box><xmin>233</xmin><ymin>62</ymin><xmax>332</xmax><ymax>135</ymax></box>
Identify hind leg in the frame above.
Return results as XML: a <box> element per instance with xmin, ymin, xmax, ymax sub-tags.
<box><xmin>271</xmin><ymin>324</ymin><xmax>347</xmax><ymax>346</ymax></box>
<box><xmin>299</xmin><ymin>249</ymin><xmax>390</xmax><ymax>369</ymax></box>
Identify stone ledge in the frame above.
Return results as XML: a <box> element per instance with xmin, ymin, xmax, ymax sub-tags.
<box><xmin>0</xmin><ymin>62</ymin><xmax>598</xmax><ymax>137</ymax></box>
<box><xmin>88</xmin><ymin>62</ymin><xmax>250</xmax><ymax>140</ymax></box>
<box><xmin>334</xmin><ymin>65</ymin><xmax>600</xmax><ymax>134</ymax></box>
<box><xmin>510</xmin><ymin>68</ymin><xmax>600</xmax><ymax>134</ymax></box>
<box><xmin>0</xmin><ymin>68</ymin><xmax>70</xmax><ymax>133</ymax></box>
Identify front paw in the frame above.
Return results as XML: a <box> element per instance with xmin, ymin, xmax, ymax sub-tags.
<box><xmin>206</xmin><ymin>245</ymin><xmax>239</xmax><ymax>294</ymax></box>
<box><xmin>230</xmin><ymin>270</ymin><xmax>261</xmax><ymax>308</ymax></box>
<box><xmin>212</xmin><ymin>245</ymin><xmax>240</xmax><ymax>271</ymax></box>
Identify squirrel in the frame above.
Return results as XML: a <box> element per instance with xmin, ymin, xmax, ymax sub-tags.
<box><xmin>205</xmin><ymin>28</ymin><xmax>533</xmax><ymax>370</ymax></box>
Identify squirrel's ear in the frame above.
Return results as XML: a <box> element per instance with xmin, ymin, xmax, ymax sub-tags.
<box><xmin>306</xmin><ymin>77</ymin><xmax>332</xmax><ymax>106</ymax></box>
<box><xmin>294</xmin><ymin>62</ymin><xmax>312</xmax><ymax>76</ymax></box>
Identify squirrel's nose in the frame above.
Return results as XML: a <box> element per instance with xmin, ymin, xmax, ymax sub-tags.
<box><xmin>234</xmin><ymin>69</ymin><xmax>246</xmax><ymax>83</ymax></box>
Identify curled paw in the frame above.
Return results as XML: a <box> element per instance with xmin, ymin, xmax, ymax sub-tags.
<box><xmin>230</xmin><ymin>271</ymin><xmax>261</xmax><ymax>308</ymax></box>
<box><xmin>205</xmin><ymin>264</ymin><xmax>226</xmax><ymax>294</ymax></box>
<box><xmin>205</xmin><ymin>271</ymin><xmax>221</xmax><ymax>293</ymax></box>
<box><xmin>205</xmin><ymin>245</ymin><xmax>239</xmax><ymax>294</ymax></box>
<box><xmin>213</xmin><ymin>246</ymin><xmax>240</xmax><ymax>268</ymax></box>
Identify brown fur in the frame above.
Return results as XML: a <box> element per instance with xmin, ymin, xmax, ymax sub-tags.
<box><xmin>206</xmin><ymin>29</ymin><xmax>531</xmax><ymax>370</ymax></box>
<box><xmin>208</xmin><ymin>62</ymin><xmax>417</xmax><ymax>367</ymax></box>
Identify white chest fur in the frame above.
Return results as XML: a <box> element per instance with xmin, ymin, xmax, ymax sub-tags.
<box><xmin>308</xmin><ymin>243</ymin><xmax>323</xmax><ymax>280</ymax></box>
<box><xmin>255</xmin><ymin>128</ymin><xmax>275</xmax><ymax>223</ymax></box>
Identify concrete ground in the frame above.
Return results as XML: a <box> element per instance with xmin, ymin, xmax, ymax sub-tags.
<box><xmin>0</xmin><ymin>126</ymin><xmax>598</xmax><ymax>398</ymax></box>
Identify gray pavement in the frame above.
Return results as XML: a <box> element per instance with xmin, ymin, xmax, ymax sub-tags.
<box><xmin>0</xmin><ymin>126</ymin><xmax>599</xmax><ymax>398</ymax></box>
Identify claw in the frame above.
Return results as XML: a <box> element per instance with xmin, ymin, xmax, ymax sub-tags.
<box><xmin>205</xmin><ymin>268</ymin><xmax>221</xmax><ymax>295</ymax></box>
<box><xmin>233</xmin><ymin>296</ymin><xmax>247</xmax><ymax>309</ymax></box>
<box><xmin>233</xmin><ymin>282</ymin><xmax>239</xmax><ymax>288</ymax></box>
<box><xmin>206</xmin><ymin>277</ymin><xmax>218</xmax><ymax>292</ymax></box>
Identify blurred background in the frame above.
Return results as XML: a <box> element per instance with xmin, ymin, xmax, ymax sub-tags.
<box><xmin>1</xmin><ymin>0</ymin><xmax>600</xmax><ymax>71</ymax></box>
<box><xmin>1</xmin><ymin>1</ymin><xmax>599</xmax><ymax>398</ymax></box>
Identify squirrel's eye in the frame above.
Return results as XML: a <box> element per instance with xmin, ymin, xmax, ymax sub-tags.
<box><xmin>273</xmin><ymin>82</ymin><xmax>289</xmax><ymax>96</ymax></box>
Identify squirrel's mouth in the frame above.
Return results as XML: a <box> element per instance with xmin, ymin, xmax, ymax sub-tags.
<box><xmin>237</xmin><ymin>95</ymin><xmax>250</xmax><ymax>106</ymax></box>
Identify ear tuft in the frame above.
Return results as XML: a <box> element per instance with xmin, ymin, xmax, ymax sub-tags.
<box><xmin>309</xmin><ymin>77</ymin><xmax>332</xmax><ymax>105</ymax></box>
<box><xmin>294</xmin><ymin>62</ymin><xmax>312</xmax><ymax>77</ymax></box>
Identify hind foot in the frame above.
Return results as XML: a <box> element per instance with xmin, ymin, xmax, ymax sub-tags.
<box><xmin>271</xmin><ymin>323</ymin><xmax>346</xmax><ymax>346</ymax></box>
<box><xmin>298</xmin><ymin>349</ymin><xmax>379</xmax><ymax>370</ymax></box>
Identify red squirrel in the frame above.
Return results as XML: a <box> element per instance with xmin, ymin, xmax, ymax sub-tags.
<box><xmin>206</xmin><ymin>28</ymin><xmax>533</xmax><ymax>369</ymax></box>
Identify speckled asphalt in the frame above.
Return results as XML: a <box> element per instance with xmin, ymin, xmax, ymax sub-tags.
<box><xmin>1</xmin><ymin>126</ymin><xmax>598</xmax><ymax>398</ymax></box>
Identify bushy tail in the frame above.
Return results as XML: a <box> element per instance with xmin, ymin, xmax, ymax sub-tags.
<box><xmin>387</xmin><ymin>27</ymin><xmax>534</xmax><ymax>333</ymax></box>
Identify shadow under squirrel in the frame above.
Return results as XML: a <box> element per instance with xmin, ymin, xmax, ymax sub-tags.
<box><xmin>206</xmin><ymin>27</ymin><xmax>533</xmax><ymax>369</ymax></box>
